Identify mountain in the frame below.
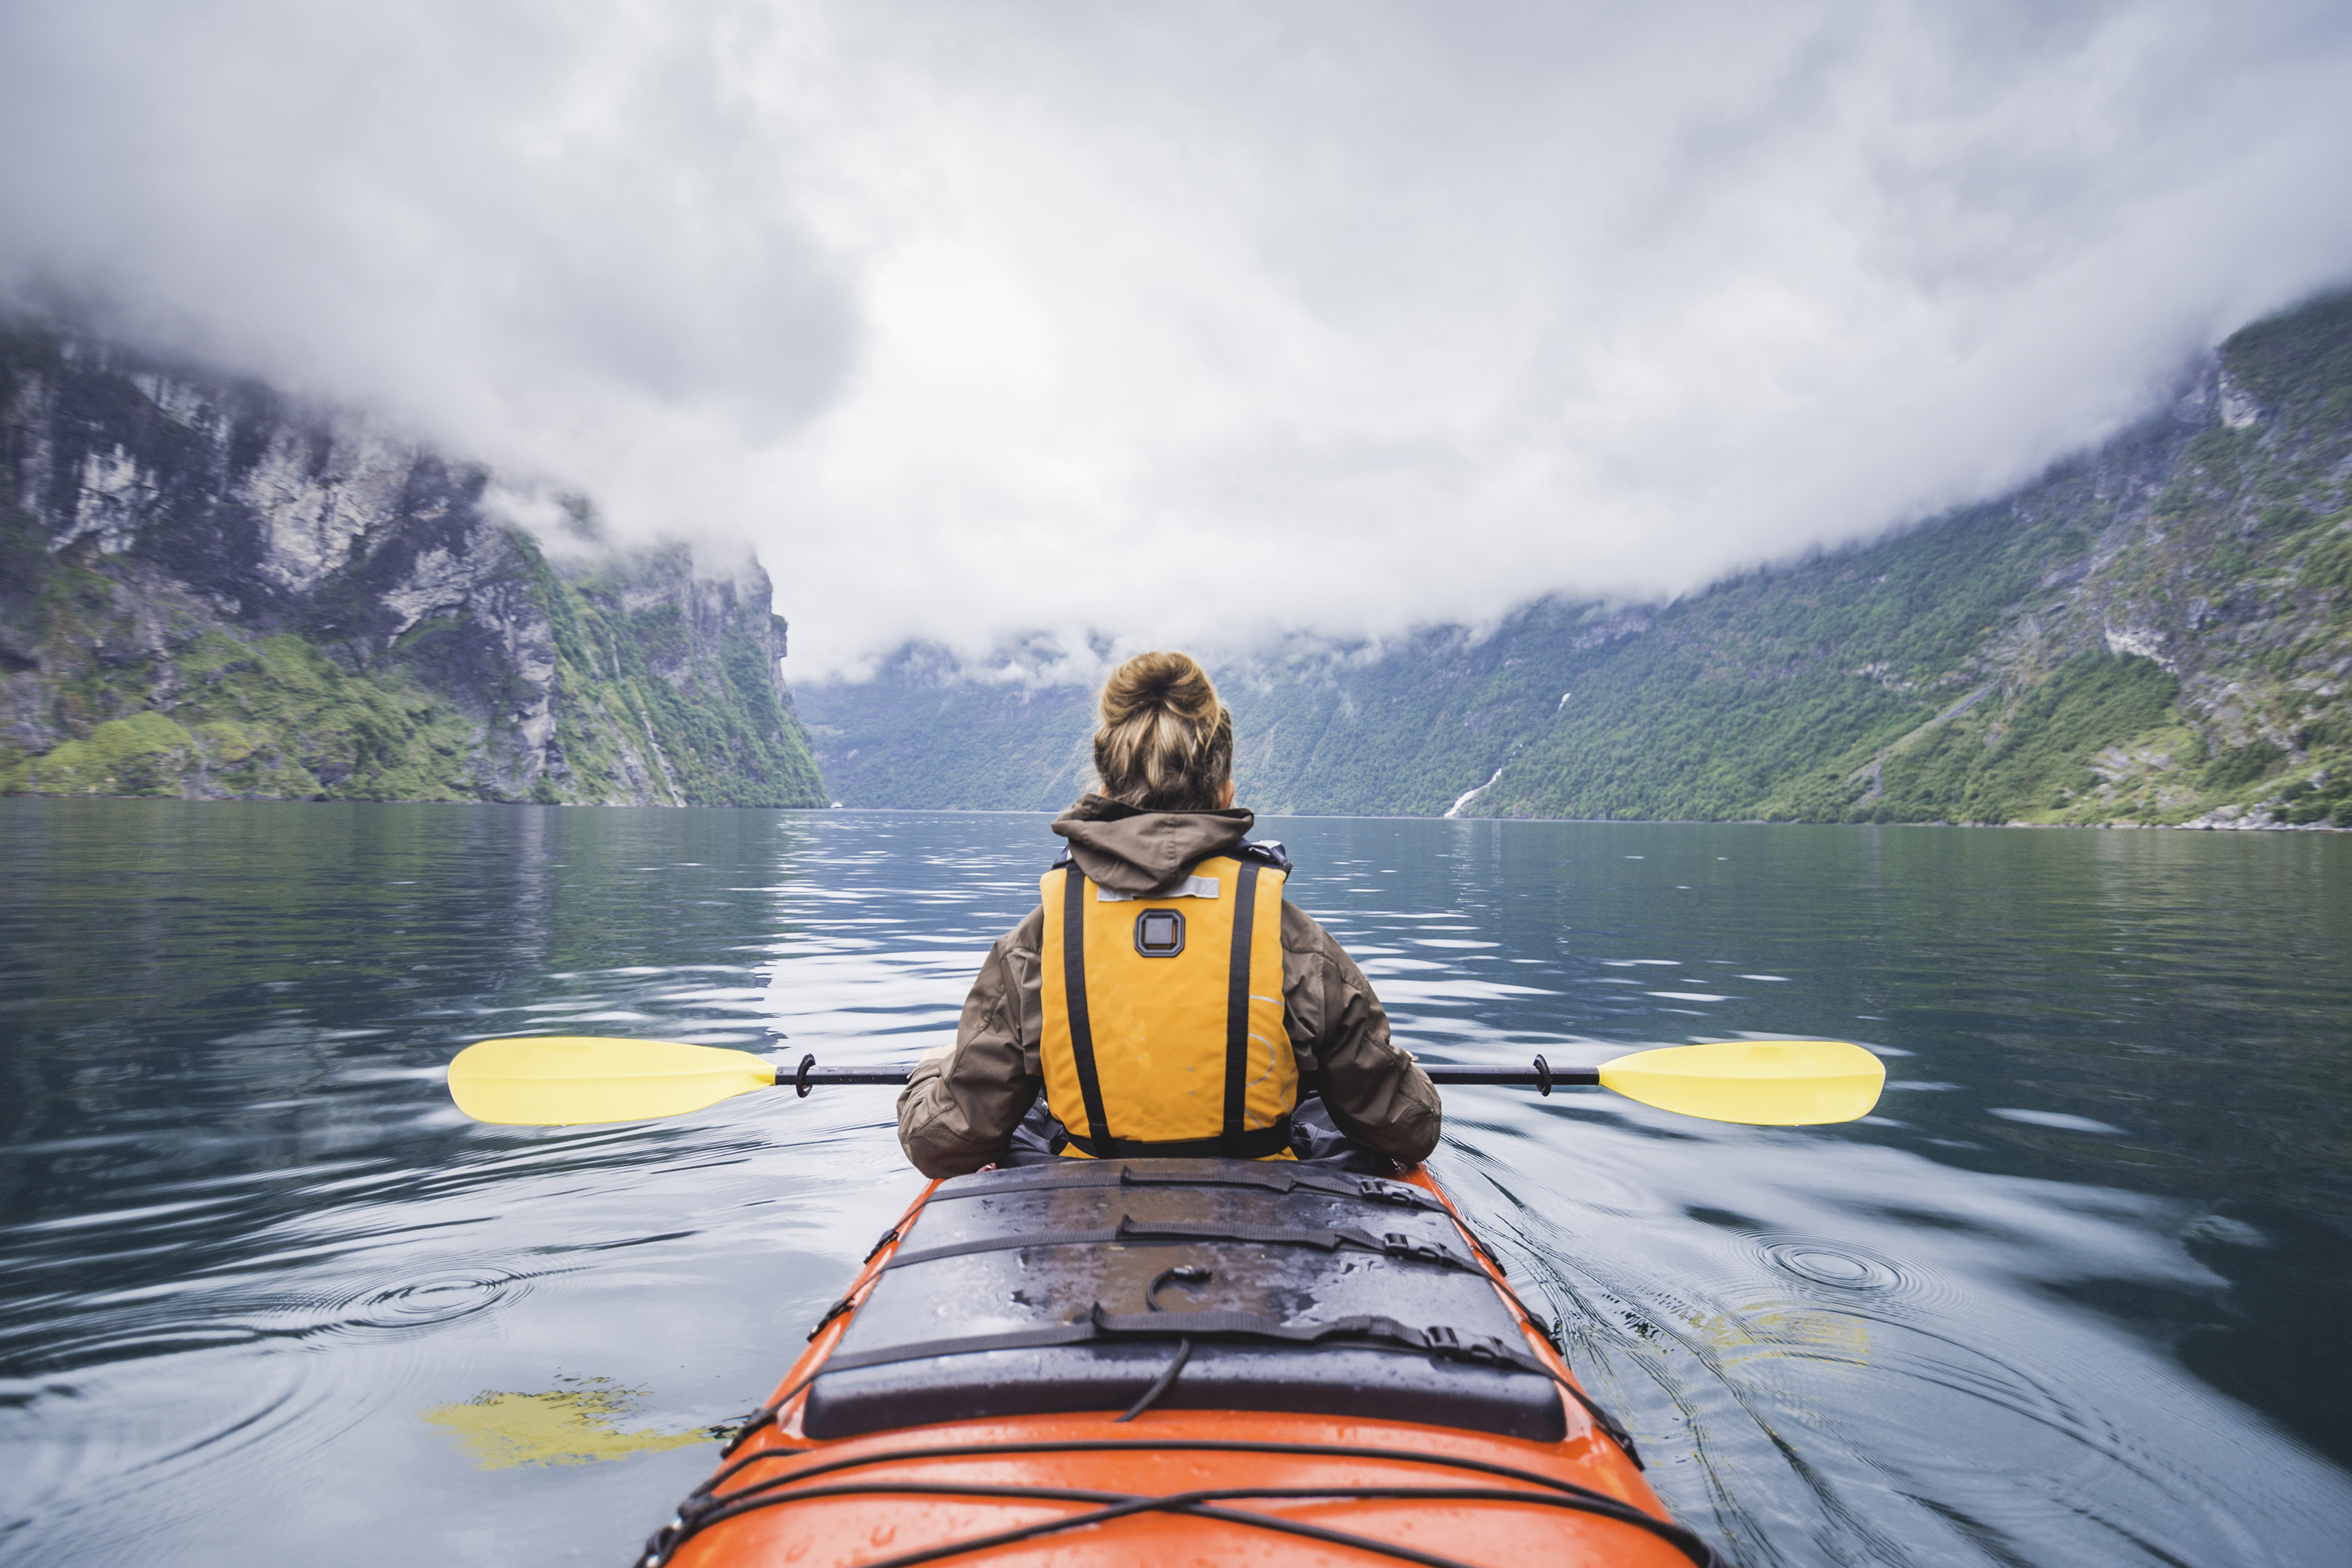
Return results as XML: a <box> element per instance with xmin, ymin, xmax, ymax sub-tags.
<box><xmin>1</xmin><ymin>324</ymin><xmax>826</xmax><ymax>806</ymax></box>
<box><xmin>799</xmin><ymin>287</ymin><xmax>2352</xmax><ymax>829</ymax></box>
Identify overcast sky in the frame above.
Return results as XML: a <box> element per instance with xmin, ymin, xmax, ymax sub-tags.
<box><xmin>6</xmin><ymin>1</ymin><xmax>2352</xmax><ymax>677</ymax></box>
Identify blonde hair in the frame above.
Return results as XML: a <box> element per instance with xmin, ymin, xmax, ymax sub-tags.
<box><xmin>1093</xmin><ymin>652</ymin><xmax>1234</xmax><ymax>811</ymax></box>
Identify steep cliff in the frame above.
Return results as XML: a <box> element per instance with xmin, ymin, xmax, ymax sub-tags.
<box><xmin>0</xmin><ymin>325</ymin><xmax>825</xmax><ymax>807</ymax></box>
<box><xmin>800</xmin><ymin>287</ymin><xmax>2352</xmax><ymax>828</ymax></box>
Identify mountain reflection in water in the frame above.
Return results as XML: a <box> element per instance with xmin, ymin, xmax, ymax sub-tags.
<box><xmin>2</xmin><ymin>799</ymin><xmax>2348</xmax><ymax>1566</ymax></box>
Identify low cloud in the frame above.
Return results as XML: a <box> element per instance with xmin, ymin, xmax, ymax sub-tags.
<box><xmin>7</xmin><ymin>1</ymin><xmax>2351</xmax><ymax>676</ymax></box>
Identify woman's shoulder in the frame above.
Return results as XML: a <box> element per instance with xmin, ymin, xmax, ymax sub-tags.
<box><xmin>1276</xmin><ymin>897</ymin><xmax>1347</xmax><ymax>956</ymax></box>
<box><xmin>1231</xmin><ymin>839</ymin><xmax>1292</xmax><ymax>873</ymax></box>
<box><xmin>978</xmin><ymin>904</ymin><xmax>1046</xmax><ymax>967</ymax></box>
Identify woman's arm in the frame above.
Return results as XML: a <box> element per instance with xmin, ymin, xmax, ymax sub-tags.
<box><xmin>896</xmin><ymin>907</ymin><xmax>1045</xmax><ymax>1177</ymax></box>
<box><xmin>1280</xmin><ymin>903</ymin><xmax>1443</xmax><ymax>1164</ymax></box>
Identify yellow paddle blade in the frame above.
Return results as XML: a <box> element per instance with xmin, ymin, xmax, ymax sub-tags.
<box><xmin>1597</xmin><ymin>1039</ymin><xmax>1885</xmax><ymax>1126</ymax></box>
<box><xmin>447</xmin><ymin>1037</ymin><xmax>776</xmax><ymax>1126</ymax></box>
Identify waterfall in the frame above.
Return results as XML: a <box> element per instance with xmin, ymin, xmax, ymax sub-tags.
<box><xmin>1443</xmin><ymin>768</ymin><xmax>1504</xmax><ymax>819</ymax></box>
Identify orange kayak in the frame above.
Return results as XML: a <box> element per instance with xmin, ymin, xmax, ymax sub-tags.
<box><xmin>638</xmin><ymin>1158</ymin><xmax>1719</xmax><ymax>1567</ymax></box>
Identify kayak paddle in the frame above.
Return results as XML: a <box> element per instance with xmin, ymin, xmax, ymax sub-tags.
<box><xmin>447</xmin><ymin>1036</ymin><xmax>1883</xmax><ymax>1129</ymax></box>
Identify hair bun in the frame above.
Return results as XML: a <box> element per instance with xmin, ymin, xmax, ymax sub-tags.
<box><xmin>1102</xmin><ymin>651</ymin><xmax>1214</xmax><ymax>720</ymax></box>
<box><xmin>1093</xmin><ymin>652</ymin><xmax>1234</xmax><ymax>810</ymax></box>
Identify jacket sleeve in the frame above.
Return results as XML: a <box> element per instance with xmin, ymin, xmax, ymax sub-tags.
<box><xmin>896</xmin><ymin>907</ymin><xmax>1045</xmax><ymax>1178</ymax></box>
<box><xmin>1280</xmin><ymin>902</ymin><xmax>1442</xmax><ymax>1166</ymax></box>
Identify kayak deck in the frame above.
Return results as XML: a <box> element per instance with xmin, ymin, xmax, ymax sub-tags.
<box><xmin>809</xmin><ymin>1159</ymin><xmax>1565</xmax><ymax>1441</ymax></box>
<box><xmin>648</xmin><ymin>1160</ymin><xmax>1716</xmax><ymax>1567</ymax></box>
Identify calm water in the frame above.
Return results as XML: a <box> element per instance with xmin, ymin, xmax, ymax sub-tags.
<box><xmin>3</xmin><ymin>800</ymin><xmax>2350</xmax><ymax>1567</ymax></box>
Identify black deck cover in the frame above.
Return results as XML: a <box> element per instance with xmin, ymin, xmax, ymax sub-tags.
<box><xmin>801</xmin><ymin>1159</ymin><xmax>1566</xmax><ymax>1441</ymax></box>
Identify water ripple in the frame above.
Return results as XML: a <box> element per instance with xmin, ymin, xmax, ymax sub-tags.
<box><xmin>1757</xmin><ymin>1236</ymin><xmax>1910</xmax><ymax>1294</ymax></box>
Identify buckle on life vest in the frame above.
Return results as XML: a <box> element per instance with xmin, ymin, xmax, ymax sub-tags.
<box><xmin>1133</xmin><ymin>908</ymin><xmax>1185</xmax><ymax>957</ymax></box>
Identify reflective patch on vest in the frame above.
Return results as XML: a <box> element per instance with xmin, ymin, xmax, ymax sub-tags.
<box><xmin>1096</xmin><ymin>874</ymin><xmax>1221</xmax><ymax>902</ymax></box>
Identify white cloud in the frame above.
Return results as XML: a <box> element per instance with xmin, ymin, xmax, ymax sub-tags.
<box><xmin>6</xmin><ymin>0</ymin><xmax>2351</xmax><ymax>677</ymax></box>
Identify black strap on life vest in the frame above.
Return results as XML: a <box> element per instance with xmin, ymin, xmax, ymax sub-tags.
<box><xmin>1061</xmin><ymin>863</ymin><xmax>1115</xmax><ymax>1152</ymax></box>
<box><xmin>1061</xmin><ymin>856</ymin><xmax>1280</xmax><ymax>1160</ymax></box>
<box><xmin>1222</xmin><ymin>859</ymin><xmax>1261</xmax><ymax>1144</ymax></box>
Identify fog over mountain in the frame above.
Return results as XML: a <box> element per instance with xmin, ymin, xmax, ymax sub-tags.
<box><xmin>6</xmin><ymin>0</ymin><xmax>2351</xmax><ymax>676</ymax></box>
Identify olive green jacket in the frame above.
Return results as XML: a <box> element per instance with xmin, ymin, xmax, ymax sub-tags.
<box><xmin>896</xmin><ymin>796</ymin><xmax>1442</xmax><ymax>1177</ymax></box>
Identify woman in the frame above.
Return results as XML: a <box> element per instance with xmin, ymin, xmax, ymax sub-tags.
<box><xmin>897</xmin><ymin>651</ymin><xmax>1440</xmax><ymax>1178</ymax></box>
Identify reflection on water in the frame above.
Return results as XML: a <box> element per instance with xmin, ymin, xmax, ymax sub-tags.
<box><xmin>421</xmin><ymin>1379</ymin><xmax>715</xmax><ymax>1469</ymax></box>
<box><xmin>2</xmin><ymin>800</ymin><xmax>2349</xmax><ymax>1565</ymax></box>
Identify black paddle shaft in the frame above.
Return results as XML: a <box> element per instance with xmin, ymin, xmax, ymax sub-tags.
<box><xmin>788</xmin><ymin>1054</ymin><xmax>1597</xmax><ymax>1098</ymax></box>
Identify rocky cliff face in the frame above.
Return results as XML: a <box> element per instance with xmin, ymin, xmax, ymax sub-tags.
<box><xmin>801</xmin><ymin>287</ymin><xmax>2352</xmax><ymax>829</ymax></box>
<box><xmin>1</xmin><ymin>325</ymin><xmax>826</xmax><ymax>806</ymax></box>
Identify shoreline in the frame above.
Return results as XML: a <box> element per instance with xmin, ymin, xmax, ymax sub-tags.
<box><xmin>4</xmin><ymin>795</ymin><xmax>2343</xmax><ymax>832</ymax></box>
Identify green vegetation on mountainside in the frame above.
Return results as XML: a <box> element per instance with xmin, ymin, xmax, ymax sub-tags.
<box><xmin>1474</xmin><ymin>476</ymin><xmax>2145</xmax><ymax>823</ymax></box>
<box><xmin>1</xmin><ymin>509</ymin><xmax>824</xmax><ymax>805</ymax></box>
<box><xmin>13</xmin><ymin>627</ymin><xmax>483</xmax><ymax>800</ymax></box>
<box><xmin>1765</xmin><ymin>652</ymin><xmax>2185</xmax><ymax>824</ymax></box>
<box><xmin>1222</xmin><ymin>608</ymin><xmax>1609</xmax><ymax>817</ymax></box>
<box><xmin>798</xmin><ymin>647</ymin><xmax>1096</xmax><ymax>810</ymax></box>
<box><xmin>514</xmin><ymin>547</ymin><xmax>824</xmax><ymax>808</ymax></box>
<box><xmin>1456</xmin><ymin>292</ymin><xmax>2352</xmax><ymax>826</ymax></box>
<box><xmin>807</xmin><ymin>287</ymin><xmax>2352</xmax><ymax>828</ymax></box>
<box><xmin>1</xmin><ymin>326</ymin><xmax>824</xmax><ymax>807</ymax></box>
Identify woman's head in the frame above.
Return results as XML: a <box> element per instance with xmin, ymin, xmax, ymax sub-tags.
<box><xmin>1093</xmin><ymin>651</ymin><xmax>1234</xmax><ymax>812</ymax></box>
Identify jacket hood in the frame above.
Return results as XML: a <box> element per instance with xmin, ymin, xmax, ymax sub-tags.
<box><xmin>1050</xmin><ymin>794</ymin><xmax>1254</xmax><ymax>894</ymax></box>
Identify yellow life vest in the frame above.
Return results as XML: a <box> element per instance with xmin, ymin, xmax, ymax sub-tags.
<box><xmin>1038</xmin><ymin>852</ymin><xmax>1297</xmax><ymax>1159</ymax></box>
